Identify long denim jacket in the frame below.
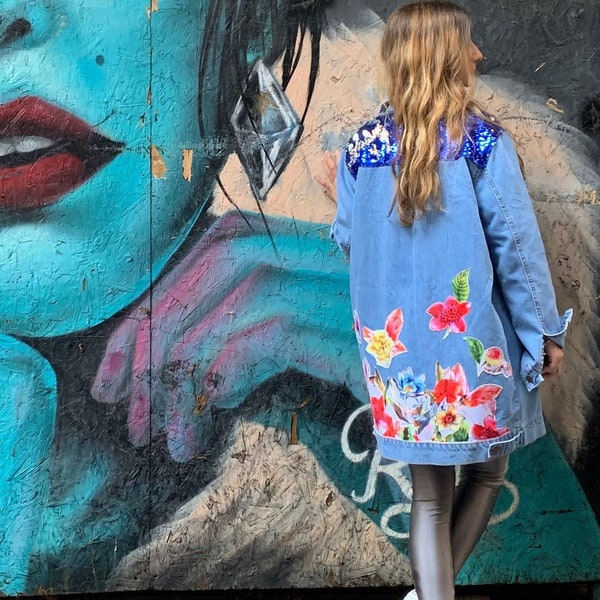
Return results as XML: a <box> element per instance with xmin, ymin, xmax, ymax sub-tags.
<box><xmin>331</xmin><ymin>107</ymin><xmax>571</xmax><ymax>465</ymax></box>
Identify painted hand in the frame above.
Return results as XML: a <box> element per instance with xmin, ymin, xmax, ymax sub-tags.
<box><xmin>313</xmin><ymin>150</ymin><xmax>341</xmax><ymax>203</ymax></box>
<box><xmin>92</xmin><ymin>212</ymin><xmax>363</xmax><ymax>461</ymax></box>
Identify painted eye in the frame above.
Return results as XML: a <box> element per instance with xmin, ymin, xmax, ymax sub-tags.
<box><xmin>0</xmin><ymin>18</ymin><xmax>31</xmax><ymax>47</ymax></box>
<box><xmin>0</xmin><ymin>5</ymin><xmax>54</xmax><ymax>50</ymax></box>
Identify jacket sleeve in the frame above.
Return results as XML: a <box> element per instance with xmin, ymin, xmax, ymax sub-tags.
<box><xmin>330</xmin><ymin>149</ymin><xmax>356</xmax><ymax>258</ymax></box>
<box><xmin>474</xmin><ymin>132</ymin><xmax>572</xmax><ymax>390</ymax></box>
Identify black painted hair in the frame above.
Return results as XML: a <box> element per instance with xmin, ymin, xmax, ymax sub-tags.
<box><xmin>198</xmin><ymin>0</ymin><xmax>330</xmax><ymax>159</ymax></box>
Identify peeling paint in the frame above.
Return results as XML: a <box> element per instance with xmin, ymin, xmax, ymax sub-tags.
<box><xmin>151</xmin><ymin>145</ymin><xmax>167</xmax><ymax>179</ymax></box>
<box><xmin>146</xmin><ymin>0</ymin><xmax>158</xmax><ymax>17</ymax></box>
<box><xmin>182</xmin><ymin>149</ymin><xmax>194</xmax><ymax>181</ymax></box>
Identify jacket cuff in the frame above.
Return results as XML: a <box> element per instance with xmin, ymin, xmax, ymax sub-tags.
<box><xmin>524</xmin><ymin>308</ymin><xmax>573</xmax><ymax>391</ymax></box>
<box><xmin>542</xmin><ymin>308</ymin><xmax>573</xmax><ymax>348</ymax></box>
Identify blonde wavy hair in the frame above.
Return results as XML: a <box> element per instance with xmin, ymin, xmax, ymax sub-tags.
<box><xmin>381</xmin><ymin>1</ymin><xmax>484</xmax><ymax>224</ymax></box>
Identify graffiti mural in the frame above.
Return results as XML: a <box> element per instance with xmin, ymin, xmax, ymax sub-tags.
<box><xmin>0</xmin><ymin>0</ymin><xmax>598</xmax><ymax>595</ymax></box>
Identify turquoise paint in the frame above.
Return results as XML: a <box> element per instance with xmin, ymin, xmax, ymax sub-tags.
<box><xmin>29</xmin><ymin>449</ymin><xmax>140</xmax><ymax>591</ymax></box>
<box><xmin>0</xmin><ymin>2</ymin><xmax>54</xmax><ymax>51</ymax></box>
<box><xmin>458</xmin><ymin>432</ymin><xmax>600</xmax><ymax>584</ymax></box>
<box><xmin>0</xmin><ymin>335</ymin><xmax>56</xmax><ymax>595</ymax></box>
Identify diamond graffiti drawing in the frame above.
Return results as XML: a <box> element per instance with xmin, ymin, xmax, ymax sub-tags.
<box><xmin>230</xmin><ymin>59</ymin><xmax>303</xmax><ymax>201</ymax></box>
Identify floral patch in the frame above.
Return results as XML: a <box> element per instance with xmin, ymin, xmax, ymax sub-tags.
<box><xmin>472</xmin><ymin>416</ymin><xmax>510</xmax><ymax>440</ymax></box>
<box><xmin>464</xmin><ymin>337</ymin><xmax>513</xmax><ymax>377</ymax></box>
<box><xmin>433</xmin><ymin>362</ymin><xmax>503</xmax><ymax>409</ymax></box>
<box><xmin>363</xmin><ymin>308</ymin><xmax>407</xmax><ymax>368</ymax></box>
<box><xmin>364</xmin><ymin>360</ymin><xmax>401</xmax><ymax>438</ymax></box>
<box><xmin>427</xmin><ymin>269</ymin><xmax>472</xmax><ymax>338</ymax></box>
<box><xmin>363</xmin><ymin>361</ymin><xmax>508</xmax><ymax>443</ymax></box>
<box><xmin>355</xmin><ymin>266</ymin><xmax>512</xmax><ymax>444</ymax></box>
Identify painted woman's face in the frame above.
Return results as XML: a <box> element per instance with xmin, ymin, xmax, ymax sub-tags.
<box><xmin>0</xmin><ymin>1</ymin><xmax>214</xmax><ymax>336</ymax></box>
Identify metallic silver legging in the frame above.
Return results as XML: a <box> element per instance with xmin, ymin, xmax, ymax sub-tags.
<box><xmin>408</xmin><ymin>456</ymin><xmax>509</xmax><ymax>600</ymax></box>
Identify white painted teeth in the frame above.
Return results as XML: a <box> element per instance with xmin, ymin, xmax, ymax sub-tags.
<box><xmin>0</xmin><ymin>141</ymin><xmax>14</xmax><ymax>156</ymax></box>
<box><xmin>0</xmin><ymin>135</ymin><xmax>54</xmax><ymax>156</ymax></box>
<box><xmin>14</xmin><ymin>136</ymin><xmax>54</xmax><ymax>152</ymax></box>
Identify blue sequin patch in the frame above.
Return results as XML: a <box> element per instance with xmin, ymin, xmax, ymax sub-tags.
<box><xmin>345</xmin><ymin>110</ymin><xmax>503</xmax><ymax>179</ymax></box>
<box><xmin>345</xmin><ymin>112</ymin><xmax>398</xmax><ymax>179</ymax></box>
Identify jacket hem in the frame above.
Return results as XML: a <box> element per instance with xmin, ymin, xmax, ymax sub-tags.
<box><xmin>374</xmin><ymin>414</ymin><xmax>546</xmax><ymax>465</ymax></box>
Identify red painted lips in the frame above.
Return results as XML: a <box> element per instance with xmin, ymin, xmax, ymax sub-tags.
<box><xmin>0</xmin><ymin>96</ymin><xmax>122</xmax><ymax>210</ymax></box>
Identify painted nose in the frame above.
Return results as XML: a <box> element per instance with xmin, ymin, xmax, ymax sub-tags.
<box><xmin>0</xmin><ymin>2</ymin><xmax>53</xmax><ymax>49</ymax></box>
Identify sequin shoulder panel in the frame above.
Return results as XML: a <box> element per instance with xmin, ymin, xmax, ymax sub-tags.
<box><xmin>344</xmin><ymin>112</ymin><xmax>398</xmax><ymax>180</ymax></box>
<box><xmin>459</xmin><ymin>116</ymin><xmax>503</xmax><ymax>170</ymax></box>
<box><xmin>344</xmin><ymin>111</ymin><xmax>503</xmax><ymax>180</ymax></box>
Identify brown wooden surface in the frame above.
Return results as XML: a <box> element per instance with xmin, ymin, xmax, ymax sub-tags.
<box><xmin>15</xmin><ymin>584</ymin><xmax>594</xmax><ymax>600</ymax></box>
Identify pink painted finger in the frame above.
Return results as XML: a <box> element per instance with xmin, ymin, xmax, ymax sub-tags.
<box><xmin>197</xmin><ymin>321</ymin><xmax>363</xmax><ymax>409</ymax></box>
<box><xmin>165</xmin><ymin>374</ymin><xmax>205</xmax><ymax>462</ymax></box>
<box><xmin>128</xmin><ymin>214</ymin><xmax>268</xmax><ymax>399</ymax></box>
<box><xmin>91</xmin><ymin>310</ymin><xmax>143</xmax><ymax>403</ymax></box>
<box><xmin>128</xmin><ymin>314</ymin><xmax>152</xmax><ymax>446</ymax></box>
<box><xmin>161</xmin><ymin>307</ymin><xmax>363</xmax><ymax>461</ymax></box>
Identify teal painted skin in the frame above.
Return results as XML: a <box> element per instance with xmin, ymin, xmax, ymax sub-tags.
<box><xmin>0</xmin><ymin>335</ymin><xmax>57</xmax><ymax>594</ymax></box>
<box><xmin>0</xmin><ymin>4</ymin><xmax>216</xmax><ymax>591</ymax></box>
<box><xmin>0</xmin><ymin>1</ymin><xmax>212</xmax><ymax>337</ymax></box>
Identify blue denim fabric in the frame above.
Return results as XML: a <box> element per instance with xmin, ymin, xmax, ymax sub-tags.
<box><xmin>331</xmin><ymin>111</ymin><xmax>571</xmax><ymax>466</ymax></box>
